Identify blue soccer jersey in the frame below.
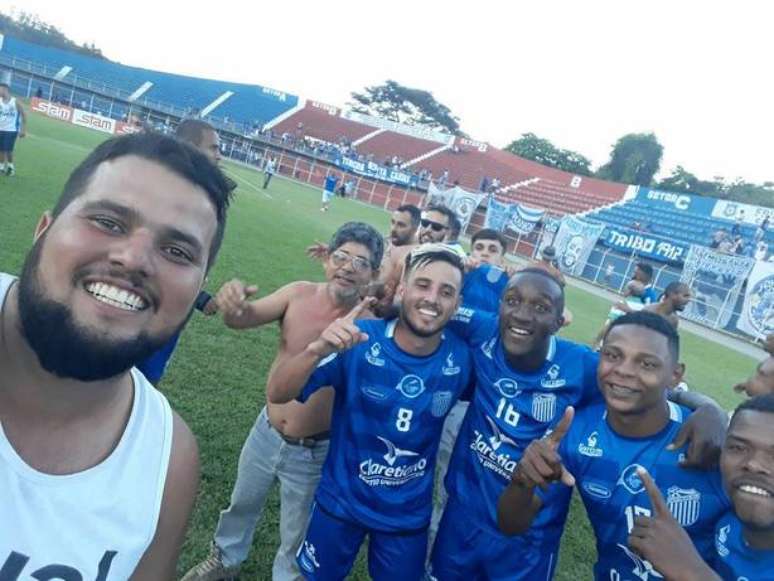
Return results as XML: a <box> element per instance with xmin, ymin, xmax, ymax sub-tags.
<box><xmin>712</xmin><ymin>511</ymin><xmax>774</xmax><ymax>580</ymax></box>
<box><xmin>444</xmin><ymin>308</ymin><xmax>601</xmax><ymax>543</ymax></box>
<box><xmin>299</xmin><ymin>318</ymin><xmax>473</xmax><ymax>533</ymax></box>
<box><xmin>461</xmin><ymin>264</ymin><xmax>509</xmax><ymax>312</ymax></box>
<box><xmin>556</xmin><ymin>401</ymin><xmax>731</xmax><ymax>580</ymax></box>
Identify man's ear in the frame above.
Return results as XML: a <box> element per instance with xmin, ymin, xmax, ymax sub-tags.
<box><xmin>33</xmin><ymin>212</ymin><xmax>53</xmax><ymax>242</ymax></box>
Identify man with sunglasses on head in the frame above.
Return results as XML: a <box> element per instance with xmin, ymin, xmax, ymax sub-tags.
<box><xmin>183</xmin><ymin>222</ymin><xmax>384</xmax><ymax>581</ymax></box>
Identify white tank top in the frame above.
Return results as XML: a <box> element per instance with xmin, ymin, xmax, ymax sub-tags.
<box><xmin>0</xmin><ymin>272</ymin><xmax>175</xmax><ymax>580</ymax></box>
<box><xmin>0</xmin><ymin>97</ymin><xmax>19</xmax><ymax>132</ymax></box>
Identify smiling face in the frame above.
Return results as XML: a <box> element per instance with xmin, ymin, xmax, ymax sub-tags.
<box><xmin>17</xmin><ymin>155</ymin><xmax>217</xmax><ymax>380</ymax></box>
<box><xmin>397</xmin><ymin>259</ymin><xmax>462</xmax><ymax>339</ymax></box>
<box><xmin>721</xmin><ymin>410</ymin><xmax>774</xmax><ymax>535</ymax></box>
<box><xmin>419</xmin><ymin>210</ymin><xmax>450</xmax><ymax>244</ymax></box>
<box><xmin>498</xmin><ymin>272</ymin><xmax>563</xmax><ymax>361</ymax></box>
<box><xmin>323</xmin><ymin>241</ymin><xmax>375</xmax><ymax>301</ymax></box>
<box><xmin>597</xmin><ymin>324</ymin><xmax>682</xmax><ymax>417</ymax></box>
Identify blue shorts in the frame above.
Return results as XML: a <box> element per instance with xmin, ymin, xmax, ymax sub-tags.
<box><xmin>0</xmin><ymin>131</ymin><xmax>17</xmax><ymax>152</ymax></box>
<box><xmin>297</xmin><ymin>502</ymin><xmax>428</xmax><ymax>581</ymax></box>
<box><xmin>428</xmin><ymin>498</ymin><xmax>559</xmax><ymax>581</ymax></box>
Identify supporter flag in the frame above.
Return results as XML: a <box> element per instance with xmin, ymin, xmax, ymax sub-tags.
<box><xmin>680</xmin><ymin>245</ymin><xmax>754</xmax><ymax>329</ymax></box>
<box><xmin>483</xmin><ymin>195</ymin><xmax>515</xmax><ymax>231</ymax></box>
<box><xmin>447</xmin><ymin>188</ymin><xmax>485</xmax><ymax>234</ymax></box>
<box><xmin>736</xmin><ymin>260</ymin><xmax>774</xmax><ymax>340</ymax></box>
<box><xmin>507</xmin><ymin>203</ymin><xmax>545</xmax><ymax>235</ymax></box>
<box><xmin>427</xmin><ymin>182</ymin><xmax>453</xmax><ymax>207</ymax></box>
<box><xmin>552</xmin><ymin>216</ymin><xmax>605</xmax><ymax>276</ymax></box>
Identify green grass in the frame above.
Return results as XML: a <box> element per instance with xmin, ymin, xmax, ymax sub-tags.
<box><xmin>0</xmin><ymin>112</ymin><xmax>757</xmax><ymax>580</ymax></box>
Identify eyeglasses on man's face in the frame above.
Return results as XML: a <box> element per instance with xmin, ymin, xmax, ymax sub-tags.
<box><xmin>330</xmin><ymin>249</ymin><xmax>372</xmax><ymax>272</ymax></box>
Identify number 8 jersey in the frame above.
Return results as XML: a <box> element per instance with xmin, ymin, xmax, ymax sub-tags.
<box><xmin>299</xmin><ymin>318</ymin><xmax>473</xmax><ymax>532</ymax></box>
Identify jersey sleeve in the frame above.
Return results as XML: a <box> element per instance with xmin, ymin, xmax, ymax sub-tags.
<box><xmin>448</xmin><ymin>307</ymin><xmax>496</xmax><ymax>346</ymax></box>
<box><xmin>297</xmin><ymin>350</ymin><xmax>347</xmax><ymax>403</ymax></box>
<box><xmin>577</xmin><ymin>348</ymin><xmax>604</xmax><ymax>408</ymax></box>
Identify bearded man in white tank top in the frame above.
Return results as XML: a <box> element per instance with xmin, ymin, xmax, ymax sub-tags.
<box><xmin>0</xmin><ymin>81</ymin><xmax>25</xmax><ymax>176</ymax></box>
<box><xmin>0</xmin><ymin>133</ymin><xmax>233</xmax><ymax>579</ymax></box>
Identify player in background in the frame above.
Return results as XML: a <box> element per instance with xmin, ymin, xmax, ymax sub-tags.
<box><xmin>267</xmin><ymin>245</ymin><xmax>472</xmax><ymax>580</ymax></box>
<box><xmin>644</xmin><ymin>281</ymin><xmax>693</xmax><ymax>329</ymax></box>
<box><xmin>0</xmin><ymin>80</ymin><xmax>26</xmax><ymax>176</ymax></box>
<box><xmin>263</xmin><ymin>156</ymin><xmax>277</xmax><ymax>189</ymax></box>
<box><xmin>321</xmin><ymin>173</ymin><xmax>338</xmax><ymax>212</ymax></box>
<box><xmin>733</xmin><ymin>336</ymin><xmax>774</xmax><ymax>398</ymax></box>
<box><xmin>498</xmin><ymin>311</ymin><xmax>729</xmax><ymax>580</ymax></box>
<box><xmin>182</xmin><ymin>222</ymin><xmax>383</xmax><ymax>581</ymax></box>
<box><xmin>626</xmin><ymin>394</ymin><xmax>774</xmax><ymax>580</ymax></box>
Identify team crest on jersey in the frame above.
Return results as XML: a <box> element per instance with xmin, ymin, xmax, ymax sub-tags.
<box><xmin>495</xmin><ymin>378</ymin><xmax>519</xmax><ymax>398</ymax></box>
<box><xmin>531</xmin><ymin>393</ymin><xmax>556</xmax><ymax>423</ymax></box>
<box><xmin>396</xmin><ymin>374</ymin><xmax>425</xmax><ymax>398</ymax></box>
<box><xmin>540</xmin><ymin>364</ymin><xmax>567</xmax><ymax>388</ymax></box>
<box><xmin>715</xmin><ymin>524</ymin><xmax>731</xmax><ymax>558</ymax></box>
<box><xmin>481</xmin><ymin>336</ymin><xmax>497</xmax><ymax>359</ymax></box>
<box><xmin>578</xmin><ymin>431</ymin><xmax>604</xmax><ymax>458</ymax></box>
<box><xmin>617</xmin><ymin>464</ymin><xmax>647</xmax><ymax>494</ymax></box>
<box><xmin>431</xmin><ymin>391</ymin><xmax>454</xmax><ymax>417</ymax></box>
<box><xmin>442</xmin><ymin>353</ymin><xmax>461</xmax><ymax>376</ymax></box>
<box><xmin>298</xmin><ymin>540</ymin><xmax>321</xmax><ymax>573</ymax></box>
<box><xmin>666</xmin><ymin>487</ymin><xmax>701</xmax><ymax>527</ymax></box>
<box><xmin>366</xmin><ymin>343</ymin><xmax>385</xmax><ymax>367</ymax></box>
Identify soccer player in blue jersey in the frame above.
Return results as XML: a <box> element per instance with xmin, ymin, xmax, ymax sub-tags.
<box><xmin>498</xmin><ymin>311</ymin><xmax>730</xmax><ymax>580</ymax></box>
<box><xmin>267</xmin><ymin>244</ymin><xmax>473</xmax><ymax>580</ymax></box>
<box><xmin>461</xmin><ymin>228</ymin><xmax>510</xmax><ymax>312</ymax></box>
<box><xmin>625</xmin><ymin>394</ymin><xmax>774</xmax><ymax>581</ymax></box>
<box><xmin>429</xmin><ymin>269</ymin><xmax>727</xmax><ymax>581</ymax></box>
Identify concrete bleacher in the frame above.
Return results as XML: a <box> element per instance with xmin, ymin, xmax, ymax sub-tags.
<box><xmin>271</xmin><ymin>104</ymin><xmax>375</xmax><ymax>143</ymax></box>
<box><xmin>1</xmin><ymin>35</ymin><xmax>297</xmax><ymax>125</ymax></box>
<box><xmin>355</xmin><ymin>131</ymin><xmax>440</xmax><ymax>164</ymax></box>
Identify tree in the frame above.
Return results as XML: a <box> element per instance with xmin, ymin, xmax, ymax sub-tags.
<box><xmin>349</xmin><ymin>80</ymin><xmax>465</xmax><ymax>136</ymax></box>
<box><xmin>0</xmin><ymin>10</ymin><xmax>107</xmax><ymax>59</ymax></box>
<box><xmin>505</xmin><ymin>133</ymin><xmax>592</xmax><ymax>176</ymax></box>
<box><xmin>655</xmin><ymin>166</ymin><xmax>774</xmax><ymax>208</ymax></box>
<box><xmin>597</xmin><ymin>133</ymin><xmax>663</xmax><ymax>186</ymax></box>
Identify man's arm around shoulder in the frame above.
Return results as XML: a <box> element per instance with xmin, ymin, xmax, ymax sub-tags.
<box><xmin>130</xmin><ymin>412</ymin><xmax>199</xmax><ymax>580</ymax></box>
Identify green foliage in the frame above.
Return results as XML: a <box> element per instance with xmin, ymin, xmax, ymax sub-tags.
<box><xmin>656</xmin><ymin>166</ymin><xmax>774</xmax><ymax>208</ymax></box>
<box><xmin>0</xmin><ymin>10</ymin><xmax>107</xmax><ymax>59</ymax></box>
<box><xmin>505</xmin><ymin>133</ymin><xmax>593</xmax><ymax>176</ymax></box>
<box><xmin>2</xmin><ymin>110</ymin><xmax>756</xmax><ymax>580</ymax></box>
<box><xmin>349</xmin><ymin>80</ymin><xmax>465</xmax><ymax>136</ymax></box>
<box><xmin>596</xmin><ymin>132</ymin><xmax>664</xmax><ymax>186</ymax></box>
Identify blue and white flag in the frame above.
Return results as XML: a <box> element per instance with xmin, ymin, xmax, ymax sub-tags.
<box><xmin>483</xmin><ymin>196</ymin><xmax>515</xmax><ymax>231</ymax></box>
<box><xmin>427</xmin><ymin>182</ymin><xmax>453</xmax><ymax>207</ymax></box>
<box><xmin>508</xmin><ymin>203</ymin><xmax>545</xmax><ymax>235</ymax></box>
<box><xmin>736</xmin><ymin>261</ymin><xmax>774</xmax><ymax>340</ymax></box>
<box><xmin>680</xmin><ymin>245</ymin><xmax>754</xmax><ymax>329</ymax></box>
<box><xmin>552</xmin><ymin>216</ymin><xmax>605</xmax><ymax>276</ymax></box>
<box><xmin>448</xmin><ymin>188</ymin><xmax>485</xmax><ymax>234</ymax></box>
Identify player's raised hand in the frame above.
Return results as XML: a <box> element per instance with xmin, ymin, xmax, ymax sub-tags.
<box><xmin>627</xmin><ymin>468</ymin><xmax>717</xmax><ymax>581</ymax></box>
<box><xmin>216</xmin><ymin>279</ymin><xmax>258</xmax><ymax>318</ymax></box>
<box><xmin>513</xmin><ymin>406</ymin><xmax>575</xmax><ymax>490</ymax></box>
<box><xmin>306</xmin><ymin>241</ymin><xmax>329</xmax><ymax>261</ymax></box>
<box><xmin>308</xmin><ymin>297</ymin><xmax>375</xmax><ymax>358</ymax></box>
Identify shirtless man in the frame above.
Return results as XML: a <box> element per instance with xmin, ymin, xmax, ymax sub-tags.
<box><xmin>644</xmin><ymin>281</ymin><xmax>693</xmax><ymax>329</ymax></box>
<box><xmin>182</xmin><ymin>222</ymin><xmax>384</xmax><ymax>581</ymax></box>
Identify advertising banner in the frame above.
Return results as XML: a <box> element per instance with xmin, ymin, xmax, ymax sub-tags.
<box><xmin>332</xmin><ymin>153</ymin><xmax>418</xmax><ymax>188</ymax></box>
<box><xmin>601</xmin><ymin>227</ymin><xmax>689</xmax><ymax>263</ymax></box>
<box><xmin>635</xmin><ymin>187</ymin><xmax>716</xmax><ymax>216</ymax></box>
<box><xmin>711</xmin><ymin>200</ymin><xmax>774</xmax><ymax>227</ymax></box>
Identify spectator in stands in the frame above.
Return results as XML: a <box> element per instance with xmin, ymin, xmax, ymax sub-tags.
<box><xmin>490</xmin><ymin>177</ymin><xmax>501</xmax><ymax>193</ymax></box>
<box><xmin>480</xmin><ymin>176</ymin><xmax>490</xmax><ymax>192</ymax></box>
<box><xmin>756</xmin><ymin>215</ymin><xmax>770</xmax><ymax>243</ymax></box>
<box><xmin>437</xmin><ymin>169</ymin><xmax>450</xmax><ymax>188</ymax></box>
<box><xmin>710</xmin><ymin>228</ymin><xmax>727</xmax><ymax>249</ymax></box>
<box><xmin>35</xmin><ymin>86</ymin><xmax>43</xmax><ymax>98</ymax></box>
<box><xmin>718</xmin><ymin>236</ymin><xmax>735</xmax><ymax>254</ymax></box>
<box><xmin>731</xmin><ymin>212</ymin><xmax>745</xmax><ymax>238</ymax></box>
<box><xmin>445</xmin><ymin>214</ymin><xmax>464</xmax><ymax>253</ymax></box>
<box><xmin>755</xmin><ymin>241</ymin><xmax>770</xmax><ymax>261</ymax></box>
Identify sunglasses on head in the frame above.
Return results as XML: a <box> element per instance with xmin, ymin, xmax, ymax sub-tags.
<box><xmin>420</xmin><ymin>218</ymin><xmax>447</xmax><ymax>232</ymax></box>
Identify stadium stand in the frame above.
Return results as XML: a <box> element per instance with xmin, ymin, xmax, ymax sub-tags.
<box><xmin>270</xmin><ymin>102</ymin><xmax>374</xmax><ymax>144</ymax></box>
<box><xmin>0</xmin><ymin>35</ymin><xmax>298</xmax><ymax>126</ymax></box>
<box><xmin>355</xmin><ymin>131</ymin><xmax>441</xmax><ymax>165</ymax></box>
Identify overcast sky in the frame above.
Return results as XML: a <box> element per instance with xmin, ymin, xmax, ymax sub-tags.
<box><xmin>3</xmin><ymin>0</ymin><xmax>772</xmax><ymax>184</ymax></box>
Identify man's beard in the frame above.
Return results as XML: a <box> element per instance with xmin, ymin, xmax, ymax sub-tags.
<box><xmin>399</xmin><ymin>304</ymin><xmax>445</xmax><ymax>339</ymax></box>
<box><xmin>16</xmin><ymin>240</ymin><xmax>179</xmax><ymax>382</ymax></box>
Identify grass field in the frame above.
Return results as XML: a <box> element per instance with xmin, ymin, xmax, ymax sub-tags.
<box><xmin>0</xmin><ymin>111</ymin><xmax>757</xmax><ymax>580</ymax></box>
